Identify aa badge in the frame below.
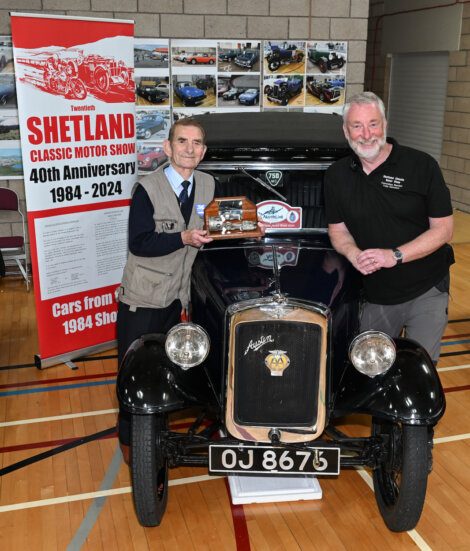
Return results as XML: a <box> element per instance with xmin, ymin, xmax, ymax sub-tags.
<box><xmin>264</xmin><ymin>350</ymin><xmax>290</xmax><ymax>376</ymax></box>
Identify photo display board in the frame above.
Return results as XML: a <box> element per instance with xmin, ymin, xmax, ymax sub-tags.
<box><xmin>2</xmin><ymin>37</ymin><xmax>347</xmax><ymax>179</ymax></box>
<box><xmin>132</xmin><ymin>38</ymin><xmax>347</xmax><ymax>176</ymax></box>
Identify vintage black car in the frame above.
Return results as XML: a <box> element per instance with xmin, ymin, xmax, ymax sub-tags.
<box><xmin>117</xmin><ymin>112</ymin><xmax>445</xmax><ymax>533</ymax></box>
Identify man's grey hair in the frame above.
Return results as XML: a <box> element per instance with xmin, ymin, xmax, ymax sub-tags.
<box><xmin>343</xmin><ymin>91</ymin><xmax>386</xmax><ymax>122</ymax></box>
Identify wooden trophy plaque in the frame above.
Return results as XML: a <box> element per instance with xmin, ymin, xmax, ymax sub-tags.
<box><xmin>204</xmin><ymin>196</ymin><xmax>262</xmax><ymax>240</ymax></box>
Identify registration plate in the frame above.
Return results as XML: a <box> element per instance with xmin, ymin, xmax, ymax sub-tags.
<box><xmin>209</xmin><ymin>444</ymin><xmax>340</xmax><ymax>475</ymax></box>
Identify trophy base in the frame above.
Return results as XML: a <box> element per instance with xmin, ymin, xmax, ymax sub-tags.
<box><xmin>208</xmin><ymin>227</ymin><xmax>263</xmax><ymax>240</ymax></box>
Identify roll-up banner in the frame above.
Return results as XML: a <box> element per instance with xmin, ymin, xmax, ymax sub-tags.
<box><xmin>11</xmin><ymin>13</ymin><xmax>136</xmax><ymax>368</ymax></box>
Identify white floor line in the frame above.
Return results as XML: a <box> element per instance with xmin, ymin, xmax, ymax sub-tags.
<box><xmin>434</xmin><ymin>433</ymin><xmax>470</xmax><ymax>444</ymax></box>
<box><xmin>355</xmin><ymin>468</ymin><xmax>432</xmax><ymax>551</ymax></box>
<box><xmin>0</xmin><ymin>408</ymin><xmax>118</xmax><ymax>428</ymax></box>
<box><xmin>0</xmin><ymin>473</ymin><xmax>220</xmax><ymax>513</ymax></box>
<box><xmin>437</xmin><ymin>363</ymin><xmax>470</xmax><ymax>372</ymax></box>
<box><xmin>1</xmin><ymin>364</ymin><xmax>467</xmax><ymax>427</ymax></box>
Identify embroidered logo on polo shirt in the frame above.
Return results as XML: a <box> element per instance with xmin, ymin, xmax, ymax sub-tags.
<box><xmin>381</xmin><ymin>174</ymin><xmax>405</xmax><ymax>190</ymax></box>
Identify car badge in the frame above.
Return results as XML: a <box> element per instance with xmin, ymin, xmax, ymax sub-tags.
<box><xmin>264</xmin><ymin>350</ymin><xmax>290</xmax><ymax>376</ymax></box>
<box><xmin>265</xmin><ymin>170</ymin><xmax>283</xmax><ymax>187</ymax></box>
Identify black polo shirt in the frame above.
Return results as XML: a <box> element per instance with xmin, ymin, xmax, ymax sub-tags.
<box><xmin>324</xmin><ymin>138</ymin><xmax>453</xmax><ymax>304</ymax></box>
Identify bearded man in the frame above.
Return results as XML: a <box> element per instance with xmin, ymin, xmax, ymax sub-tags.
<box><xmin>324</xmin><ymin>91</ymin><xmax>454</xmax><ymax>364</ymax></box>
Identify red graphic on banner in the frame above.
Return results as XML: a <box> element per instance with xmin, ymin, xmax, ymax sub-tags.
<box><xmin>11</xmin><ymin>17</ymin><xmax>132</xmax><ymax>49</ymax></box>
<box><xmin>16</xmin><ymin>49</ymin><xmax>134</xmax><ymax>103</ymax></box>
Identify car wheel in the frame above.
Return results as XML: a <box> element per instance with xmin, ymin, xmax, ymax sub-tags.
<box><xmin>0</xmin><ymin>94</ymin><xmax>7</xmax><ymax>105</ymax></box>
<box><xmin>191</xmin><ymin>59</ymin><xmax>196</xmax><ymax>64</ymax></box>
<box><xmin>209</xmin><ymin>59</ymin><xmax>214</xmax><ymax>65</ymax></box>
<box><xmin>94</xmin><ymin>66</ymin><xmax>110</xmax><ymax>92</ymax></box>
<box><xmin>0</xmin><ymin>56</ymin><xmax>5</xmax><ymax>69</ymax></box>
<box><xmin>338</xmin><ymin>58</ymin><xmax>345</xmax><ymax>68</ymax></box>
<box><xmin>372</xmin><ymin>420</ymin><xmax>431</xmax><ymax>532</ymax></box>
<box><xmin>67</xmin><ymin>78</ymin><xmax>87</xmax><ymax>100</ymax></box>
<box><xmin>268</xmin><ymin>60</ymin><xmax>280</xmax><ymax>71</ymax></box>
<box><xmin>151</xmin><ymin>159</ymin><xmax>159</xmax><ymax>170</ymax></box>
<box><xmin>131</xmin><ymin>413</ymin><xmax>169</xmax><ymax>527</ymax></box>
<box><xmin>264</xmin><ymin>85</ymin><xmax>272</xmax><ymax>95</ymax></box>
<box><xmin>319</xmin><ymin>61</ymin><xmax>327</xmax><ymax>73</ymax></box>
<box><xmin>144</xmin><ymin>129</ymin><xmax>152</xmax><ymax>139</ymax></box>
<box><xmin>319</xmin><ymin>93</ymin><xmax>325</xmax><ymax>102</ymax></box>
<box><xmin>281</xmin><ymin>97</ymin><xmax>288</xmax><ymax>106</ymax></box>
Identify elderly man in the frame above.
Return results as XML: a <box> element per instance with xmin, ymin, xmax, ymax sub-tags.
<box><xmin>116</xmin><ymin>117</ymin><xmax>214</xmax><ymax>461</ymax></box>
<box><xmin>325</xmin><ymin>91</ymin><xmax>454</xmax><ymax>364</ymax></box>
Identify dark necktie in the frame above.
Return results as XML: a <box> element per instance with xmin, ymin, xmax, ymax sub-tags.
<box><xmin>179</xmin><ymin>180</ymin><xmax>190</xmax><ymax>205</ymax></box>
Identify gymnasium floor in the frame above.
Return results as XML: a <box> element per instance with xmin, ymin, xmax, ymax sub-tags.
<box><xmin>0</xmin><ymin>211</ymin><xmax>469</xmax><ymax>550</ymax></box>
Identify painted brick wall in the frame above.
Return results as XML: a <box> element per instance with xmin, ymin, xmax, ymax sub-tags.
<box><xmin>442</xmin><ymin>3</ymin><xmax>470</xmax><ymax>213</ymax></box>
<box><xmin>366</xmin><ymin>1</ymin><xmax>470</xmax><ymax>214</ymax></box>
<box><xmin>0</xmin><ymin>0</ymin><xmax>370</xmax><ymax>256</ymax></box>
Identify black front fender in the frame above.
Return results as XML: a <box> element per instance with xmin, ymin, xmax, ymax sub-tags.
<box><xmin>116</xmin><ymin>333</ymin><xmax>215</xmax><ymax>415</ymax></box>
<box><xmin>333</xmin><ymin>337</ymin><xmax>446</xmax><ymax>425</ymax></box>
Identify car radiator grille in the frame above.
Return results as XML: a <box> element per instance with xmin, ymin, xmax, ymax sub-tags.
<box><xmin>233</xmin><ymin>320</ymin><xmax>321</xmax><ymax>426</ymax></box>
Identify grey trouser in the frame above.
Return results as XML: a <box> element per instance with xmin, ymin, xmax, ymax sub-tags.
<box><xmin>360</xmin><ymin>285</ymin><xmax>449</xmax><ymax>364</ymax></box>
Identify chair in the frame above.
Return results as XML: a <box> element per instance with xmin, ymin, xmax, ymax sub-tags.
<box><xmin>0</xmin><ymin>187</ymin><xmax>29</xmax><ymax>290</ymax></box>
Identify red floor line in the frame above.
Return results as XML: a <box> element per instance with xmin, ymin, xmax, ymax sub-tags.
<box><xmin>0</xmin><ymin>431</ymin><xmax>117</xmax><ymax>453</ymax></box>
<box><xmin>0</xmin><ymin>420</ymin><xmax>202</xmax><ymax>453</ymax></box>
<box><xmin>224</xmin><ymin>478</ymin><xmax>251</xmax><ymax>551</ymax></box>
<box><xmin>0</xmin><ymin>371</ymin><xmax>118</xmax><ymax>390</ymax></box>
<box><xmin>443</xmin><ymin>384</ymin><xmax>470</xmax><ymax>393</ymax></box>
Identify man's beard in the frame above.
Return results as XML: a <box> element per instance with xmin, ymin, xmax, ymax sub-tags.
<box><xmin>347</xmin><ymin>134</ymin><xmax>387</xmax><ymax>161</ymax></box>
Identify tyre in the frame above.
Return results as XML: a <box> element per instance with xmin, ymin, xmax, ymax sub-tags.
<box><xmin>281</xmin><ymin>97</ymin><xmax>288</xmax><ymax>106</ymax></box>
<box><xmin>269</xmin><ymin>60</ymin><xmax>280</xmax><ymax>71</ymax></box>
<box><xmin>319</xmin><ymin>93</ymin><xmax>325</xmax><ymax>102</ymax></box>
<box><xmin>209</xmin><ymin>59</ymin><xmax>214</xmax><ymax>65</ymax></box>
<box><xmin>264</xmin><ymin>85</ymin><xmax>272</xmax><ymax>95</ymax></box>
<box><xmin>191</xmin><ymin>59</ymin><xmax>196</xmax><ymax>64</ymax></box>
<box><xmin>372</xmin><ymin>420</ymin><xmax>431</xmax><ymax>532</ymax></box>
<box><xmin>144</xmin><ymin>129</ymin><xmax>152</xmax><ymax>139</ymax></box>
<box><xmin>319</xmin><ymin>61</ymin><xmax>327</xmax><ymax>73</ymax></box>
<box><xmin>150</xmin><ymin>159</ymin><xmax>159</xmax><ymax>170</ymax></box>
<box><xmin>94</xmin><ymin>66</ymin><xmax>110</xmax><ymax>92</ymax></box>
<box><xmin>131</xmin><ymin>414</ymin><xmax>169</xmax><ymax>527</ymax></box>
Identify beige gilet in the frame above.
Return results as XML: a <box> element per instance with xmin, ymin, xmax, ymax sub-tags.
<box><xmin>119</xmin><ymin>165</ymin><xmax>214</xmax><ymax>309</ymax></box>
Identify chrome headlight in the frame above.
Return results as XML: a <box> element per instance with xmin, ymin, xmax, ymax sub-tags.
<box><xmin>349</xmin><ymin>331</ymin><xmax>396</xmax><ymax>378</ymax></box>
<box><xmin>165</xmin><ymin>323</ymin><xmax>210</xmax><ymax>369</ymax></box>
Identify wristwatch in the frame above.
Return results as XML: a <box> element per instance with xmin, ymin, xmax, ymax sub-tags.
<box><xmin>392</xmin><ymin>248</ymin><xmax>404</xmax><ymax>265</ymax></box>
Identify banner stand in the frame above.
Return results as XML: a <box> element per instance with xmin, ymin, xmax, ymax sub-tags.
<box><xmin>34</xmin><ymin>339</ymin><xmax>117</xmax><ymax>370</ymax></box>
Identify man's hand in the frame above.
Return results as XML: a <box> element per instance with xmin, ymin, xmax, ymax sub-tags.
<box><xmin>181</xmin><ymin>229</ymin><xmax>213</xmax><ymax>248</ymax></box>
<box><xmin>356</xmin><ymin>248</ymin><xmax>396</xmax><ymax>274</ymax></box>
